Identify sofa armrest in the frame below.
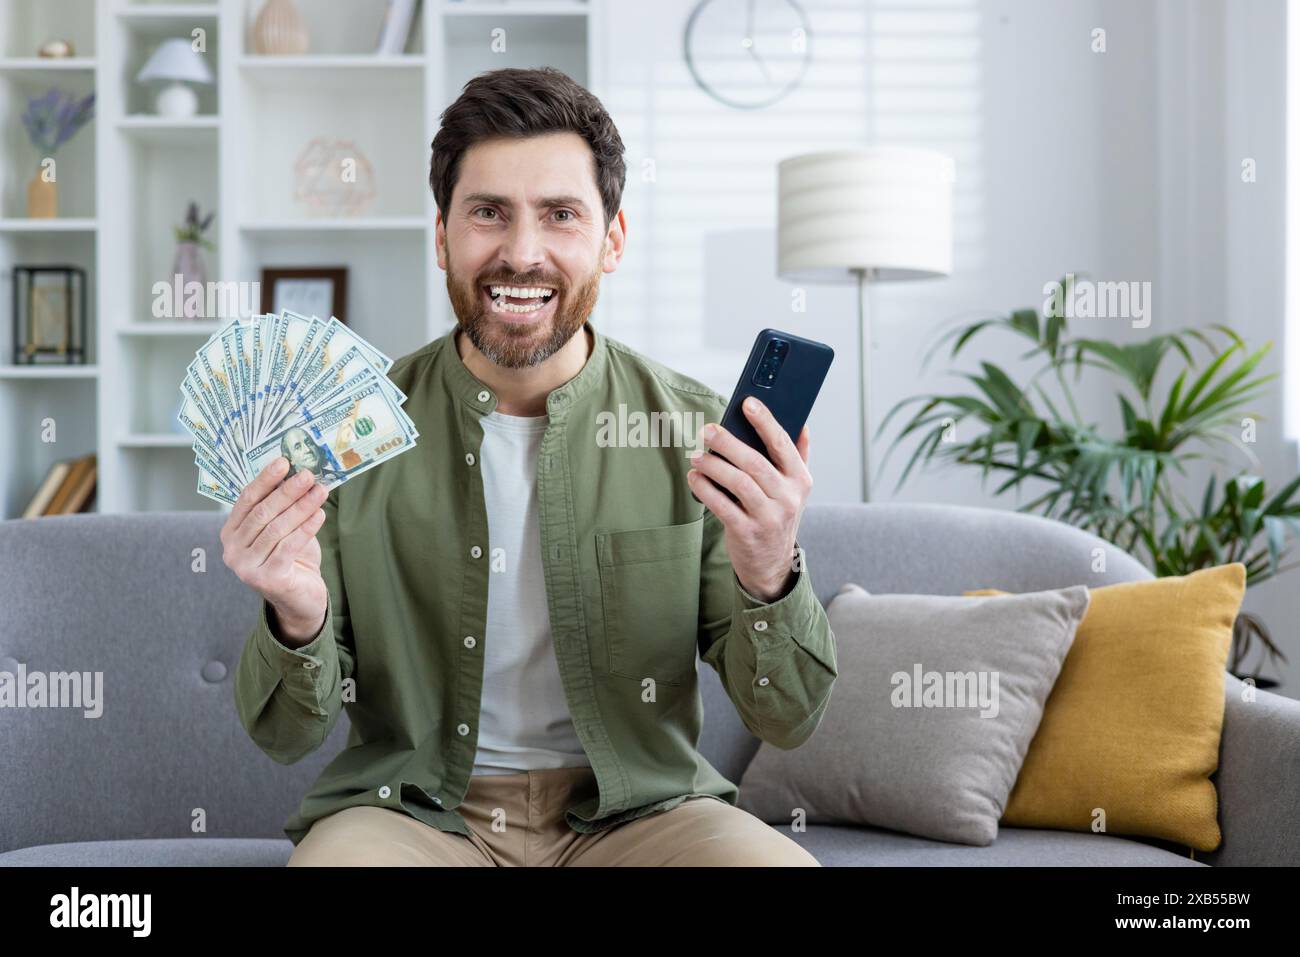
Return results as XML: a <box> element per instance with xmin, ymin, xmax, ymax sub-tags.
<box><xmin>1201</xmin><ymin>674</ymin><xmax>1300</xmax><ymax>866</ymax></box>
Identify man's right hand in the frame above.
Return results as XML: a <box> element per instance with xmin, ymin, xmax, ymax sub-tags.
<box><xmin>221</xmin><ymin>456</ymin><xmax>330</xmax><ymax>647</ymax></box>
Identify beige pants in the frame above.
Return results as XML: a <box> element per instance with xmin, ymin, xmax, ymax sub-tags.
<box><xmin>287</xmin><ymin>765</ymin><xmax>819</xmax><ymax>866</ymax></box>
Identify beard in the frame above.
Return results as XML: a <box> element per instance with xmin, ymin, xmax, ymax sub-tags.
<box><xmin>446</xmin><ymin>242</ymin><xmax>603</xmax><ymax>369</ymax></box>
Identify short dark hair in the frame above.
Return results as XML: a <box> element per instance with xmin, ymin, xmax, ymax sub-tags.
<box><xmin>429</xmin><ymin>67</ymin><xmax>627</xmax><ymax>228</ymax></box>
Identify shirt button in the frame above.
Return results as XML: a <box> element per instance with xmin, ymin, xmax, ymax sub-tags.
<box><xmin>465</xmin><ymin>452</ymin><xmax>475</xmax><ymax>466</ymax></box>
<box><xmin>433</xmin><ymin>797</ymin><xmax>443</xmax><ymax>806</ymax></box>
<box><xmin>457</xmin><ymin>723</ymin><xmax>470</xmax><ymax>736</ymax></box>
<box><xmin>378</xmin><ymin>785</ymin><xmax>391</xmax><ymax>799</ymax></box>
<box><xmin>302</xmin><ymin>660</ymin><xmax>317</xmax><ymax>669</ymax></box>
<box><xmin>758</xmin><ymin>676</ymin><xmax>771</xmax><ymax>686</ymax></box>
<box><xmin>477</xmin><ymin>390</ymin><xmax>490</xmax><ymax>403</ymax></box>
<box><xmin>470</xmin><ymin>545</ymin><xmax>482</xmax><ymax>559</ymax></box>
<box><xmin>753</xmin><ymin>620</ymin><xmax>768</xmax><ymax>632</ymax></box>
<box><xmin>463</xmin><ymin>635</ymin><xmax>476</xmax><ymax>649</ymax></box>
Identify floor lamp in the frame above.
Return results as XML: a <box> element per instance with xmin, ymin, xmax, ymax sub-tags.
<box><xmin>777</xmin><ymin>147</ymin><xmax>954</xmax><ymax>501</ymax></box>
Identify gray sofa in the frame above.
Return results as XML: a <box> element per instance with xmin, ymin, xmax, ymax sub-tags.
<box><xmin>1</xmin><ymin>503</ymin><xmax>1297</xmax><ymax>866</ymax></box>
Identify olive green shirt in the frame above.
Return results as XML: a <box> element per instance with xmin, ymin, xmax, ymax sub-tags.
<box><xmin>233</xmin><ymin>320</ymin><xmax>838</xmax><ymax>844</ymax></box>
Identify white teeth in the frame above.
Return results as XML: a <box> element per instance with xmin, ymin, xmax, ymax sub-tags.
<box><xmin>493</xmin><ymin>296</ymin><xmax>548</xmax><ymax>314</ymax></box>
<box><xmin>489</xmin><ymin>285</ymin><xmax>554</xmax><ymax>299</ymax></box>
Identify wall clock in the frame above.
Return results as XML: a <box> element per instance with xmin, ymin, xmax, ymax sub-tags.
<box><xmin>684</xmin><ymin>0</ymin><xmax>812</xmax><ymax>110</ymax></box>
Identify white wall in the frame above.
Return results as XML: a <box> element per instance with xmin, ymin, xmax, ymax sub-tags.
<box><xmin>596</xmin><ymin>0</ymin><xmax>1298</xmax><ymax>695</ymax></box>
<box><xmin>600</xmin><ymin>0</ymin><xmax>1165</xmax><ymax>506</ymax></box>
<box><xmin>1220</xmin><ymin>0</ymin><xmax>1294</xmax><ymax>694</ymax></box>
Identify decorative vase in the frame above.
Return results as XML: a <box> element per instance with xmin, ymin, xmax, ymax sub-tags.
<box><xmin>252</xmin><ymin>0</ymin><xmax>309</xmax><ymax>55</ymax></box>
<box><xmin>172</xmin><ymin>241</ymin><xmax>207</xmax><ymax>306</ymax></box>
<box><xmin>27</xmin><ymin>166</ymin><xmax>57</xmax><ymax>218</ymax></box>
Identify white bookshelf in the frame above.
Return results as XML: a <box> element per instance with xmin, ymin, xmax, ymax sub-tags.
<box><xmin>0</xmin><ymin>365</ymin><xmax>100</xmax><ymax>379</ymax></box>
<box><xmin>1</xmin><ymin>0</ymin><xmax>599</xmax><ymax>519</ymax></box>
<box><xmin>0</xmin><ymin>218</ymin><xmax>99</xmax><ymax>232</ymax></box>
<box><xmin>0</xmin><ymin>0</ymin><xmax>99</xmax><ymax>520</ymax></box>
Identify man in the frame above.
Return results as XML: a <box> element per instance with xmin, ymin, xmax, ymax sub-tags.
<box><xmin>224</xmin><ymin>66</ymin><xmax>837</xmax><ymax>867</ymax></box>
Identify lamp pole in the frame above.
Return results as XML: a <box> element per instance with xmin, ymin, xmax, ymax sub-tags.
<box><xmin>855</xmin><ymin>266</ymin><xmax>875</xmax><ymax>502</ymax></box>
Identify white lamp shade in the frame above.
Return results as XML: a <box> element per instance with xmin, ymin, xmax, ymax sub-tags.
<box><xmin>136</xmin><ymin>38</ymin><xmax>214</xmax><ymax>85</ymax></box>
<box><xmin>777</xmin><ymin>146</ymin><xmax>955</xmax><ymax>283</ymax></box>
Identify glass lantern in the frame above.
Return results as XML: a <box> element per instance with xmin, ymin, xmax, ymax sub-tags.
<box><xmin>12</xmin><ymin>265</ymin><xmax>88</xmax><ymax>365</ymax></box>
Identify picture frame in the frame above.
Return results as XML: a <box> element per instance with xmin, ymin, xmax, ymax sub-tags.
<box><xmin>260</xmin><ymin>267</ymin><xmax>348</xmax><ymax>324</ymax></box>
<box><xmin>12</xmin><ymin>265</ymin><xmax>88</xmax><ymax>365</ymax></box>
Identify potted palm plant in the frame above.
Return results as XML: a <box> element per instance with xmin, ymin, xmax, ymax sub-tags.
<box><xmin>881</xmin><ymin>277</ymin><xmax>1296</xmax><ymax>688</ymax></box>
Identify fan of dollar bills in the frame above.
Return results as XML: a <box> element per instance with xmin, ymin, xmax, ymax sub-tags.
<box><xmin>177</xmin><ymin>310</ymin><xmax>419</xmax><ymax>506</ymax></box>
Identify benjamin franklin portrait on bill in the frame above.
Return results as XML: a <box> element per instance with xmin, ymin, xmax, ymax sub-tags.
<box><xmin>280</xmin><ymin>426</ymin><xmax>345</xmax><ymax>484</ymax></box>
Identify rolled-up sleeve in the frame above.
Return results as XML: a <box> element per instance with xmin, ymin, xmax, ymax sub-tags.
<box><xmin>697</xmin><ymin>508</ymin><xmax>837</xmax><ymax>750</ymax></box>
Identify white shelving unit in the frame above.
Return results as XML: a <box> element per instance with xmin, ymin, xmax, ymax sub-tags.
<box><xmin>0</xmin><ymin>1</ymin><xmax>99</xmax><ymax>518</ymax></box>
<box><xmin>1</xmin><ymin>0</ymin><xmax>599</xmax><ymax>519</ymax></box>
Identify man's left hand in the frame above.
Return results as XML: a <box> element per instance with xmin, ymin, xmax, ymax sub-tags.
<box><xmin>687</xmin><ymin>396</ymin><xmax>811</xmax><ymax>603</ymax></box>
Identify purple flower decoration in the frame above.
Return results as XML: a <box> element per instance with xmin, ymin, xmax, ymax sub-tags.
<box><xmin>175</xmin><ymin>201</ymin><xmax>216</xmax><ymax>250</ymax></box>
<box><xmin>22</xmin><ymin>88</ymin><xmax>95</xmax><ymax>155</ymax></box>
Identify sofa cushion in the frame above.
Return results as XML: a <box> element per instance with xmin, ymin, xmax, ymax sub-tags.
<box><xmin>789</xmin><ymin>825</ymin><xmax>1206</xmax><ymax>867</ymax></box>
<box><xmin>738</xmin><ymin>583</ymin><xmax>1090</xmax><ymax>846</ymax></box>
<box><xmin>0</xmin><ymin>828</ymin><xmax>1203</xmax><ymax>867</ymax></box>
<box><xmin>969</xmin><ymin>563</ymin><xmax>1244</xmax><ymax>852</ymax></box>
<box><xmin>0</xmin><ymin>838</ymin><xmax>293</xmax><ymax>867</ymax></box>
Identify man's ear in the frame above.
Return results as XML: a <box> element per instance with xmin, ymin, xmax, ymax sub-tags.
<box><xmin>601</xmin><ymin>208</ymin><xmax>627</xmax><ymax>274</ymax></box>
<box><xmin>434</xmin><ymin>209</ymin><xmax>447</xmax><ymax>271</ymax></box>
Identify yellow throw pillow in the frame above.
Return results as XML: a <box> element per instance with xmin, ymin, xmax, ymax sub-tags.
<box><xmin>966</xmin><ymin>563</ymin><xmax>1245</xmax><ymax>852</ymax></box>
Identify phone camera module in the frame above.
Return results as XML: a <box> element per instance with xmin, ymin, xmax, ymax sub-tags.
<box><xmin>752</xmin><ymin>339</ymin><xmax>787</xmax><ymax>389</ymax></box>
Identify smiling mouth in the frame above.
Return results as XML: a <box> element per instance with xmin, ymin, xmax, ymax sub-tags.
<box><xmin>483</xmin><ymin>283</ymin><xmax>557</xmax><ymax>316</ymax></box>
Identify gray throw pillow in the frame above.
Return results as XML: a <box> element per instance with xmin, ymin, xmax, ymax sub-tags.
<box><xmin>737</xmin><ymin>582</ymin><xmax>1090</xmax><ymax>846</ymax></box>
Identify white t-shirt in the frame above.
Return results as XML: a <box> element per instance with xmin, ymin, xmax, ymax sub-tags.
<box><xmin>471</xmin><ymin>408</ymin><xmax>591</xmax><ymax>776</ymax></box>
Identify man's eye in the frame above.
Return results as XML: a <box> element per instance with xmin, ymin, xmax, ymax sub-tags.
<box><xmin>473</xmin><ymin>207</ymin><xmax>497</xmax><ymax>220</ymax></box>
<box><xmin>553</xmin><ymin>209</ymin><xmax>573</xmax><ymax>222</ymax></box>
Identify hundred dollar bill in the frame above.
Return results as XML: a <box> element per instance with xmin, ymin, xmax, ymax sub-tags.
<box><xmin>242</xmin><ymin>377</ymin><xmax>418</xmax><ymax>490</ymax></box>
<box><xmin>249</xmin><ymin>316</ymin><xmax>264</xmax><ymax>450</ymax></box>
<box><xmin>302</xmin><ymin>369</ymin><xmax>413</xmax><ymax>442</ymax></box>
<box><xmin>262</xmin><ymin>312</ymin><xmax>391</xmax><ymax>435</ymax></box>
<box><xmin>260</xmin><ymin>310</ymin><xmax>323</xmax><ymax>441</ymax></box>
<box><xmin>197</xmin><ymin>468</ymin><xmax>238</xmax><ymax>506</ymax></box>
<box><xmin>194</xmin><ymin>438</ymin><xmax>244</xmax><ymax>493</ymax></box>
<box><xmin>222</xmin><ymin>319</ymin><xmax>257</xmax><ymax>450</ymax></box>
<box><xmin>290</xmin><ymin>315</ymin><xmax>394</xmax><ymax>405</ymax></box>
<box><xmin>258</xmin><ymin>343</ymin><xmax>406</xmax><ymax>443</ymax></box>
<box><xmin>180</xmin><ymin>367</ymin><xmax>239</xmax><ymax>471</ymax></box>
<box><xmin>179</xmin><ymin>401</ymin><xmax>248</xmax><ymax>487</ymax></box>
<box><xmin>196</xmin><ymin>450</ymin><xmax>240</xmax><ymax>503</ymax></box>
<box><xmin>254</xmin><ymin>312</ymin><xmax>281</xmax><ymax>441</ymax></box>
<box><xmin>194</xmin><ymin>334</ymin><xmax>247</xmax><ymax>465</ymax></box>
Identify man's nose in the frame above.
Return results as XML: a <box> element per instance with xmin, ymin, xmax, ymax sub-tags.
<box><xmin>499</xmin><ymin>216</ymin><xmax>546</xmax><ymax>273</ymax></box>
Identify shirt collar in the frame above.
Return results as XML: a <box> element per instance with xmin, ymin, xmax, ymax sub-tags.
<box><xmin>440</xmin><ymin>318</ymin><xmax>608</xmax><ymax>419</ymax></box>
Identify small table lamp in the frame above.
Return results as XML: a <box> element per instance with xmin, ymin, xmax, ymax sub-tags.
<box><xmin>777</xmin><ymin>147</ymin><xmax>954</xmax><ymax>501</ymax></box>
<box><xmin>136</xmin><ymin>38</ymin><xmax>213</xmax><ymax>117</ymax></box>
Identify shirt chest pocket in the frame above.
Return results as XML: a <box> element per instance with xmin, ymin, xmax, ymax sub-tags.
<box><xmin>595</xmin><ymin>517</ymin><xmax>704</xmax><ymax>686</ymax></box>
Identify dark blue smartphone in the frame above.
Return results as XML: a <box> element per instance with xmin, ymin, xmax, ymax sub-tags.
<box><xmin>692</xmin><ymin>328</ymin><xmax>834</xmax><ymax>506</ymax></box>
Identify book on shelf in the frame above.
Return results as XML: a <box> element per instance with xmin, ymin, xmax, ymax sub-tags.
<box><xmin>23</xmin><ymin>453</ymin><xmax>97</xmax><ymax>518</ymax></box>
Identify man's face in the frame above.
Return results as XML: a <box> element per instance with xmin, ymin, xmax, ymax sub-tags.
<box><xmin>284</xmin><ymin>428</ymin><xmax>321</xmax><ymax>475</ymax></box>
<box><xmin>436</xmin><ymin>131</ymin><xmax>625</xmax><ymax>368</ymax></box>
